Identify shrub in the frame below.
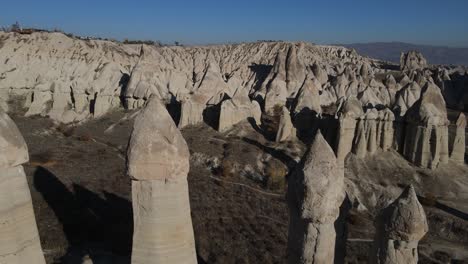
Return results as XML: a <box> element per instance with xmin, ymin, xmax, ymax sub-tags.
<box><xmin>221</xmin><ymin>159</ymin><xmax>236</xmax><ymax>178</ymax></box>
<box><xmin>264</xmin><ymin>159</ymin><xmax>287</xmax><ymax>191</ymax></box>
<box><xmin>419</xmin><ymin>193</ymin><xmax>438</xmax><ymax>207</ymax></box>
<box><xmin>56</xmin><ymin>124</ymin><xmax>75</xmax><ymax>137</ymax></box>
<box><xmin>77</xmin><ymin>132</ymin><xmax>93</xmax><ymax>142</ymax></box>
<box><xmin>29</xmin><ymin>151</ymin><xmax>57</xmax><ymax>167</ymax></box>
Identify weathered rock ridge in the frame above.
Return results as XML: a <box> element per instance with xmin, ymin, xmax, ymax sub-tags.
<box><xmin>0</xmin><ymin>32</ymin><xmax>466</xmax><ymax>169</ymax></box>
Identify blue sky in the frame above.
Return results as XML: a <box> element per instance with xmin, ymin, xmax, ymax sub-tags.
<box><xmin>2</xmin><ymin>0</ymin><xmax>468</xmax><ymax>46</ymax></box>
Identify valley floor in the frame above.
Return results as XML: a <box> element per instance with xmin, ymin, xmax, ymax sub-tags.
<box><xmin>11</xmin><ymin>109</ymin><xmax>468</xmax><ymax>264</ymax></box>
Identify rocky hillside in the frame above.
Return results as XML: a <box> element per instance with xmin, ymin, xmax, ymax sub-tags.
<box><xmin>1</xmin><ymin>31</ymin><xmax>468</xmax><ymax>263</ymax></box>
<box><xmin>342</xmin><ymin>42</ymin><xmax>468</xmax><ymax>66</ymax></box>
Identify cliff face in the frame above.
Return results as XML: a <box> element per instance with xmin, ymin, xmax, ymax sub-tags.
<box><xmin>0</xmin><ymin>32</ymin><xmax>466</xmax><ymax>170</ymax></box>
<box><xmin>0</xmin><ymin>32</ymin><xmax>364</xmax><ymax>123</ymax></box>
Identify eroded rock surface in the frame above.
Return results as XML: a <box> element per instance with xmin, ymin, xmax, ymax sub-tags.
<box><xmin>127</xmin><ymin>96</ymin><xmax>197</xmax><ymax>264</ymax></box>
<box><xmin>370</xmin><ymin>185</ymin><xmax>428</xmax><ymax>264</ymax></box>
<box><xmin>287</xmin><ymin>132</ymin><xmax>344</xmax><ymax>264</ymax></box>
<box><xmin>0</xmin><ymin>109</ymin><xmax>45</xmax><ymax>264</ymax></box>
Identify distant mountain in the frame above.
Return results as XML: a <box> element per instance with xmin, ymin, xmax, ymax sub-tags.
<box><xmin>340</xmin><ymin>42</ymin><xmax>468</xmax><ymax>66</ymax></box>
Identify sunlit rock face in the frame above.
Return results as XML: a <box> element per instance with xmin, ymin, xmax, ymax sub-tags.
<box><xmin>0</xmin><ymin>109</ymin><xmax>45</xmax><ymax>264</ymax></box>
<box><xmin>127</xmin><ymin>96</ymin><xmax>197</xmax><ymax>264</ymax></box>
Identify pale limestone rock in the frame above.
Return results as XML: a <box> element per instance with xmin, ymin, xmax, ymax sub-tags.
<box><xmin>403</xmin><ymin>82</ymin><xmax>450</xmax><ymax>169</ymax></box>
<box><xmin>394</xmin><ymin>82</ymin><xmax>422</xmax><ymax>116</ymax></box>
<box><xmin>400</xmin><ymin>51</ymin><xmax>428</xmax><ymax>71</ymax></box>
<box><xmin>178</xmin><ymin>97</ymin><xmax>206</xmax><ymax>128</ymax></box>
<box><xmin>352</xmin><ymin>108</ymin><xmax>395</xmax><ymax>158</ymax></box>
<box><xmin>352</xmin><ymin>109</ymin><xmax>378</xmax><ymax>158</ymax></box>
<box><xmin>311</xmin><ymin>63</ymin><xmax>328</xmax><ymax>85</ymax></box>
<box><xmin>264</xmin><ymin>50</ymin><xmax>289</xmax><ymax>112</ymax></box>
<box><xmin>450</xmin><ymin>113</ymin><xmax>466</xmax><ymax>164</ymax></box>
<box><xmin>370</xmin><ymin>186</ymin><xmax>428</xmax><ymax>264</ymax></box>
<box><xmin>0</xmin><ymin>32</ymin><xmax>137</xmax><ymax>123</ymax></box>
<box><xmin>358</xmin><ymin>86</ymin><xmax>383</xmax><ymax>108</ymax></box>
<box><xmin>264</xmin><ymin>44</ymin><xmax>309</xmax><ymax>112</ymax></box>
<box><xmin>0</xmin><ymin>32</ymin><xmax>367</xmax><ymax>123</ymax></box>
<box><xmin>0</xmin><ymin>110</ymin><xmax>45</xmax><ymax>264</ymax></box>
<box><xmin>293</xmin><ymin>76</ymin><xmax>322</xmax><ymax>116</ymax></box>
<box><xmin>127</xmin><ymin>96</ymin><xmax>197</xmax><ymax>264</ymax></box>
<box><xmin>285</xmin><ymin>44</ymin><xmax>307</xmax><ymax>97</ymax></box>
<box><xmin>287</xmin><ymin>132</ymin><xmax>344</xmax><ymax>264</ymax></box>
<box><xmin>335</xmin><ymin>97</ymin><xmax>363</xmax><ymax>165</ymax></box>
<box><xmin>384</xmin><ymin>74</ymin><xmax>400</xmax><ymax>105</ymax></box>
<box><xmin>218</xmin><ymin>88</ymin><xmax>260</xmax><ymax>132</ymax></box>
<box><xmin>377</xmin><ymin>109</ymin><xmax>395</xmax><ymax>151</ymax></box>
<box><xmin>276</xmin><ymin>106</ymin><xmax>296</xmax><ymax>142</ymax></box>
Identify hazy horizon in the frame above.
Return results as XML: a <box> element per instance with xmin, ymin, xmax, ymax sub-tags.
<box><xmin>2</xmin><ymin>0</ymin><xmax>468</xmax><ymax>47</ymax></box>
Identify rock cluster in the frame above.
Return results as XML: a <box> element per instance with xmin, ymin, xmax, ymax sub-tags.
<box><xmin>218</xmin><ymin>88</ymin><xmax>261</xmax><ymax>132</ymax></box>
<box><xmin>352</xmin><ymin>108</ymin><xmax>395</xmax><ymax>158</ymax></box>
<box><xmin>370</xmin><ymin>186</ymin><xmax>428</xmax><ymax>264</ymax></box>
<box><xmin>0</xmin><ymin>32</ymin><xmax>465</xmax><ymax>170</ymax></box>
<box><xmin>400</xmin><ymin>51</ymin><xmax>428</xmax><ymax>71</ymax></box>
<box><xmin>0</xmin><ymin>32</ymin><xmax>139</xmax><ymax>123</ymax></box>
<box><xmin>287</xmin><ymin>132</ymin><xmax>344</xmax><ymax>264</ymax></box>
<box><xmin>0</xmin><ymin>109</ymin><xmax>45</xmax><ymax>264</ymax></box>
<box><xmin>403</xmin><ymin>82</ymin><xmax>450</xmax><ymax>169</ymax></box>
<box><xmin>126</xmin><ymin>96</ymin><xmax>197</xmax><ymax>264</ymax></box>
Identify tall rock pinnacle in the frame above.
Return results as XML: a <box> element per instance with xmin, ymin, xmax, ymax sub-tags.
<box><xmin>0</xmin><ymin>110</ymin><xmax>45</xmax><ymax>264</ymax></box>
<box><xmin>127</xmin><ymin>96</ymin><xmax>197</xmax><ymax>264</ymax></box>
<box><xmin>370</xmin><ymin>185</ymin><xmax>428</xmax><ymax>264</ymax></box>
<box><xmin>287</xmin><ymin>131</ymin><xmax>345</xmax><ymax>264</ymax></box>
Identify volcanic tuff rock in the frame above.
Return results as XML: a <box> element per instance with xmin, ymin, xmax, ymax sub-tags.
<box><xmin>218</xmin><ymin>88</ymin><xmax>261</xmax><ymax>132</ymax></box>
<box><xmin>287</xmin><ymin>132</ymin><xmax>344</xmax><ymax>264</ymax></box>
<box><xmin>127</xmin><ymin>96</ymin><xmax>197</xmax><ymax>264</ymax></box>
<box><xmin>0</xmin><ymin>109</ymin><xmax>45</xmax><ymax>264</ymax></box>
<box><xmin>400</xmin><ymin>50</ymin><xmax>428</xmax><ymax>71</ymax></box>
<box><xmin>0</xmin><ymin>32</ymin><xmax>139</xmax><ymax>123</ymax></box>
<box><xmin>450</xmin><ymin>112</ymin><xmax>466</xmax><ymax>164</ymax></box>
<box><xmin>276</xmin><ymin>106</ymin><xmax>296</xmax><ymax>142</ymax></box>
<box><xmin>370</xmin><ymin>186</ymin><xmax>428</xmax><ymax>264</ymax></box>
<box><xmin>403</xmin><ymin>82</ymin><xmax>450</xmax><ymax>169</ymax></box>
<box><xmin>335</xmin><ymin>96</ymin><xmax>363</xmax><ymax>164</ymax></box>
<box><xmin>0</xmin><ymin>32</ymin><xmax>466</xmax><ymax>170</ymax></box>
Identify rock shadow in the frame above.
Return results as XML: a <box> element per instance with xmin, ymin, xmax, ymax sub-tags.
<box><xmin>33</xmin><ymin>166</ymin><xmax>132</xmax><ymax>263</ymax></box>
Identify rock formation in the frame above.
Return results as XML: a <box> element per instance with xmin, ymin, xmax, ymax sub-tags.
<box><xmin>353</xmin><ymin>109</ymin><xmax>378</xmax><ymax>158</ymax></box>
<box><xmin>276</xmin><ymin>106</ymin><xmax>296</xmax><ymax>142</ymax></box>
<box><xmin>403</xmin><ymin>82</ymin><xmax>450</xmax><ymax>169</ymax></box>
<box><xmin>262</xmin><ymin>44</ymin><xmax>310</xmax><ymax>113</ymax></box>
<box><xmin>218</xmin><ymin>88</ymin><xmax>261</xmax><ymax>132</ymax></box>
<box><xmin>335</xmin><ymin>96</ymin><xmax>363</xmax><ymax>165</ymax></box>
<box><xmin>400</xmin><ymin>51</ymin><xmax>428</xmax><ymax>71</ymax></box>
<box><xmin>1</xmin><ymin>32</ymin><xmax>465</xmax><ymax>172</ymax></box>
<box><xmin>127</xmin><ymin>96</ymin><xmax>197</xmax><ymax>264</ymax></box>
<box><xmin>450</xmin><ymin>112</ymin><xmax>466</xmax><ymax>164</ymax></box>
<box><xmin>0</xmin><ymin>32</ymin><xmax>139</xmax><ymax>123</ymax></box>
<box><xmin>287</xmin><ymin>131</ymin><xmax>344</xmax><ymax>264</ymax></box>
<box><xmin>0</xmin><ymin>110</ymin><xmax>45</xmax><ymax>264</ymax></box>
<box><xmin>370</xmin><ymin>185</ymin><xmax>428</xmax><ymax>264</ymax></box>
